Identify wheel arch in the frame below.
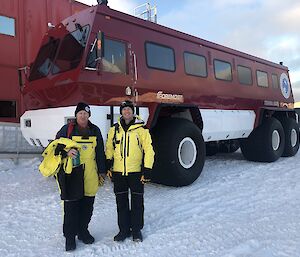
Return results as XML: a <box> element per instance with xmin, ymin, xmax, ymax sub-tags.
<box><xmin>258</xmin><ymin>108</ymin><xmax>297</xmax><ymax>126</ymax></box>
<box><xmin>149</xmin><ymin>103</ymin><xmax>203</xmax><ymax>132</ymax></box>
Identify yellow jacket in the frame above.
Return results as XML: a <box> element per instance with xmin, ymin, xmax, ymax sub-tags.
<box><xmin>71</xmin><ymin>136</ymin><xmax>99</xmax><ymax>196</ymax></box>
<box><xmin>39</xmin><ymin>136</ymin><xmax>100</xmax><ymax>197</ymax></box>
<box><xmin>39</xmin><ymin>138</ymin><xmax>82</xmax><ymax>177</ymax></box>
<box><xmin>106</xmin><ymin>116</ymin><xmax>155</xmax><ymax>175</ymax></box>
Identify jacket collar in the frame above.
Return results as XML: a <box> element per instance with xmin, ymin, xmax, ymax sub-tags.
<box><xmin>118</xmin><ymin>115</ymin><xmax>144</xmax><ymax>131</ymax></box>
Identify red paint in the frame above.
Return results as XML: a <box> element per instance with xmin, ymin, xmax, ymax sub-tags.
<box><xmin>21</xmin><ymin>5</ymin><xmax>294</xmax><ymax>128</ymax></box>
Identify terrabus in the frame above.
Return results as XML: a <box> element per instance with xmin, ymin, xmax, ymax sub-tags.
<box><xmin>20</xmin><ymin>2</ymin><xmax>299</xmax><ymax>186</ymax></box>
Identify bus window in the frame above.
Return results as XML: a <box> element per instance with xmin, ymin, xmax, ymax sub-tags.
<box><xmin>85</xmin><ymin>37</ymin><xmax>127</xmax><ymax>74</ymax></box>
<box><xmin>184</xmin><ymin>52</ymin><xmax>207</xmax><ymax>77</ymax></box>
<box><xmin>103</xmin><ymin>38</ymin><xmax>127</xmax><ymax>74</ymax></box>
<box><xmin>86</xmin><ymin>38</ymin><xmax>97</xmax><ymax>69</ymax></box>
<box><xmin>145</xmin><ymin>42</ymin><xmax>175</xmax><ymax>72</ymax></box>
<box><xmin>237</xmin><ymin>65</ymin><xmax>252</xmax><ymax>85</ymax></box>
<box><xmin>256</xmin><ymin>70</ymin><xmax>268</xmax><ymax>87</ymax></box>
<box><xmin>52</xmin><ymin>25</ymin><xmax>90</xmax><ymax>74</ymax></box>
<box><xmin>29</xmin><ymin>38</ymin><xmax>60</xmax><ymax>81</ymax></box>
<box><xmin>214</xmin><ymin>60</ymin><xmax>232</xmax><ymax>81</ymax></box>
<box><xmin>272</xmin><ymin>74</ymin><xmax>279</xmax><ymax>88</ymax></box>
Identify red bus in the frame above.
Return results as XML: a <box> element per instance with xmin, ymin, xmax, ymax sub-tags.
<box><xmin>20</xmin><ymin>2</ymin><xmax>299</xmax><ymax>186</ymax></box>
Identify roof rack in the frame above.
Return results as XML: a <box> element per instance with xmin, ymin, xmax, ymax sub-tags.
<box><xmin>134</xmin><ymin>2</ymin><xmax>157</xmax><ymax>23</ymax></box>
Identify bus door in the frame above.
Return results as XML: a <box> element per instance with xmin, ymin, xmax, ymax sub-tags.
<box><xmin>85</xmin><ymin>32</ymin><xmax>137</xmax><ymax>125</ymax></box>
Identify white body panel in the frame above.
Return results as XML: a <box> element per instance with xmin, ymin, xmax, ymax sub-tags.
<box><xmin>20</xmin><ymin>106</ymin><xmax>149</xmax><ymax>147</ymax></box>
<box><xmin>20</xmin><ymin>106</ymin><xmax>255</xmax><ymax>147</ymax></box>
<box><xmin>200</xmin><ymin>109</ymin><xmax>256</xmax><ymax>142</ymax></box>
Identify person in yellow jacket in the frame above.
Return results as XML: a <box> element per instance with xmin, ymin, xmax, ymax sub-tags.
<box><xmin>56</xmin><ymin>102</ymin><xmax>106</xmax><ymax>251</ymax></box>
<box><xmin>106</xmin><ymin>100</ymin><xmax>155</xmax><ymax>242</ymax></box>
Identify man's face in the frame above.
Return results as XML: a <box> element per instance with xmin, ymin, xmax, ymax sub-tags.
<box><xmin>76</xmin><ymin>110</ymin><xmax>89</xmax><ymax>127</ymax></box>
<box><xmin>121</xmin><ymin>106</ymin><xmax>134</xmax><ymax>121</ymax></box>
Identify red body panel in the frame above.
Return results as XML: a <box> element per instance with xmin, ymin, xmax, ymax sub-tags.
<box><xmin>22</xmin><ymin>5</ymin><xmax>294</xmax><ymax>127</ymax></box>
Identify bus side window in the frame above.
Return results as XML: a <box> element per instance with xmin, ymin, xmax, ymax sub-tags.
<box><xmin>214</xmin><ymin>59</ymin><xmax>232</xmax><ymax>81</ymax></box>
<box><xmin>256</xmin><ymin>70</ymin><xmax>269</xmax><ymax>88</ymax></box>
<box><xmin>86</xmin><ymin>38</ymin><xmax>97</xmax><ymax>69</ymax></box>
<box><xmin>85</xmin><ymin>37</ymin><xmax>127</xmax><ymax>74</ymax></box>
<box><xmin>102</xmin><ymin>38</ymin><xmax>127</xmax><ymax>74</ymax></box>
<box><xmin>237</xmin><ymin>65</ymin><xmax>252</xmax><ymax>86</ymax></box>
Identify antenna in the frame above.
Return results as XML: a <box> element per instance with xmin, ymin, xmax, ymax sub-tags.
<box><xmin>134</xmin><ymin>2</ymin><xmax>157</xmax><ymax>23</ymax></box>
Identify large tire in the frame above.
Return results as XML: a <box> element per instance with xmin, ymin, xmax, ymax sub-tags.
<box><xmin>240</xmin><ymin>117</ymin><xmax>285</xmax><ymax>162</ymax></box>
<box><xmin>280</xmin><ymin>117</ymin><xmax>299</xmax><ymax>157</ymax></box>
<box><xmin>151</xmin><ymin>118</ymin><xmax>206</xmax><ymax>186</ymax></box>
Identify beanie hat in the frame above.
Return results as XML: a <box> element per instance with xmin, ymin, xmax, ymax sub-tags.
<box><xmin>120</xmin><ymin>100</ymin><xmax>134</xmax><ymax>114</ymax></box>
<box><xmin>75</xmin><ymin>102</ymin><xmax>91</xmax><ymax>117</ymax></box>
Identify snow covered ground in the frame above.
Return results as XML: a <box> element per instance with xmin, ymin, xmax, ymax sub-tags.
<box><xmin>0</xmin><ymin>151</ymin><xmax>300</xmax><ymax>257</ymax></box>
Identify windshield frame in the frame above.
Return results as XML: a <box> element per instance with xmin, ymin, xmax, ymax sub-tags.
<box><xmin>28</xmin><ymin>37</ymin><xmax>60</xmax><ymax>81</ymax></box>
<box><xmin>52</xmin><ymin>24</ymin><xmax>90</xmax><ymax>75</ymax></box>
<box><xmin>28</xmin><ymin>24</ymin><xmax>91</xmax><ymax>81</ymax></box>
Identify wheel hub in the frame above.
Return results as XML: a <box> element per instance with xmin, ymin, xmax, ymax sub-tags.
<box><xmin>272</xmin><ymin>130</ymin><xmax>280</xmax><ymax>151</ymax></box>
<box><xmin>291</xmin><ymin>128</ymin><xmax>297</xmax><ymax>147</ymax></box>
<box><xmin>178</xmin><ymin>137</ymin><xmax>197</xmax><ymax>169</ymax></box>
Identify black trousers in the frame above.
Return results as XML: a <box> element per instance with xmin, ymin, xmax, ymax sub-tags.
<box><xmin>113</xmin><ymin>172</ymin><xmax>144</xmax><ymax>233</ymax></box>
<box><xmin>63</xmin><ymin>196</ymin><xmax>95</xmax><ymax>238</ymax></box>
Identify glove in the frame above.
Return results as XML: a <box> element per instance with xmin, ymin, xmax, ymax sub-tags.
<box><xmin>141</xmin><ymin>167</ymin><xmax>152</xmax><ymax>184</ymax></box>
<box><xmin>98</xmin><ymin>174</ymin><xmax>105</xmax><ymax>187</ymax></box>
<box><xmin>140</xmin><ymin>175</ymin><xmax>151</xmax><ymax>184</ymax></box>
<box><xmin>54</xmin><ymin>143</ymin><xmax>67</xmax><ymax>158</ymax></box>
<box><xmin>143</xmin><ymin>167</ymin><xmax>152</xmax><ymax>180</ymax></box>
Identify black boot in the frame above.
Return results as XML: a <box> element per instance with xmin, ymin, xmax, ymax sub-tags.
<box><xmin>65</xmin><ymin>237</ymin><xmax>76</xmax><ymax>251</ymax></box>
<box><xmin>78</xmin><ymin>230</ymin><xmax>95</xmax><ymax>244</ymax></box>
<box><xmin>132</xmin><ymin>230</ymin><xmax>143</xmax><ymax>242</ymax></box>
<box><xmin>113</xmin><ymin>230</ymin><xmax>132</xmax><ymax>242</ymax></box>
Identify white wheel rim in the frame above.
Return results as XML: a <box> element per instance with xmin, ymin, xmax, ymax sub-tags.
<box><xmin>272</xmin><ymin>130</ymin><xmax>280</xmax><ymax>151</ymax></box>
<box><xmin>291</xmin><ymin>129</ymin><xmax>297</xmax><ymax>147</ymax></box>
<box><xmin>178</xmin><ymin>137</ymin><xmax>197</xmax><ymax>169</ymax></box>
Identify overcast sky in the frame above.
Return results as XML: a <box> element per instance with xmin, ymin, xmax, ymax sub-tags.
<box><xmin>77</xmin><ymin>0</ymin><xmax>300</xmax><ymax>101</ymax></box>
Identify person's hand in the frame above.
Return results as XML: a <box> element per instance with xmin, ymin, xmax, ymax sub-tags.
<box><xmin>106</xmin><ymin>170</ymin><xmax>114</xmax><ymax>182</ymax></box>
<box><xmin>98</xmin><ymin>174</ymin><xmax>105</xmax><ymax>186</ymax></box>
<box><xmin>142</xmin><ymin>167</ymin><xmax>152</xmax><ymax>183</ymax></box>
<box><xmin>67</xmin><ymin>149</ymin><xmax>78</xmax><ymax>159</ymax></box>
<box><xmin>140</xmin><ymin>175</ymin><xmax>151</xmax><ymax>184</ymax></box>
<box><xmin>107</xmin><ymin>170</ymin><xmax>113</xmax><ymax>180</ymax></box>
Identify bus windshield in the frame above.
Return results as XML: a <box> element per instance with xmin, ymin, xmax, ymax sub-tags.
<box><xmin>29</xmin><ymin>24</ymin><xmax>90</xmax><ymax>81</ymax></box>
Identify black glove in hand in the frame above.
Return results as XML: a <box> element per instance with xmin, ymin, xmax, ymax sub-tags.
<box><xmin>141</xmin><ymin>167</ymin><xmax>152</xmax><ymax>184</ymax></box>
<box><xmin>54</xmin><ymin>143</ymin><xmax>67</xmax><ymax>158</ymax></box>
<box><xmin>143</xmin><ymin>167</ymin><xmax>152</xmax><ymax>180</ymax></box>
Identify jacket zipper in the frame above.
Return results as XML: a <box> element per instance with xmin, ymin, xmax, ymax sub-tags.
<box><xmin>120</xmin><ymin>135</ymin><xmax>123</xmax><ymax>158</ymax></box>
<box><xmin>127</xmin><ymin>132</ymin><xmax>130</xmax><ymax>157</ymax></box>
<box><xmin>123</xmin><ymin>131</ymin><xmax>127</xmax><ymax>175</ymax></box>
<box><xmin>122</xmin><ymin>124</ymin><xmax>143</xmax><ymax>175</ymax></box>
